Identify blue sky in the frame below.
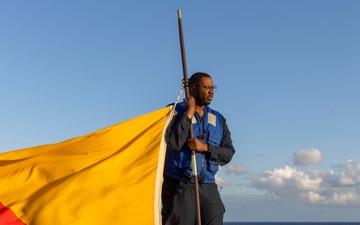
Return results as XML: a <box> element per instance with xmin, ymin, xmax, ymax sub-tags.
<box><xmin>1</xmin><ymin>1</ymin><xmax>360</xmax><ymax>222</ymax></box>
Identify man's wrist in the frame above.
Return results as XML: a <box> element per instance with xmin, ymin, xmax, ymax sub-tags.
<box><xmin>186</xmin><ymin>115</ymin><xmax>192</xmax><ymax>124</ymax></box>
<box><xmin>207</xmin><ymin>144</ymin><xmax>211</xmax><ymax>153</ymax></box>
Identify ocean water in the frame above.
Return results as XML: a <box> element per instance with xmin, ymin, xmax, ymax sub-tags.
<box><xmin>224</xmin><ymin>223</ymin><xmax>359</xmax><ymax>225</ymax></box>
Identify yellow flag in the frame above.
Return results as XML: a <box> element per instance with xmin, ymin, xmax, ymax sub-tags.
<box><xmin>0</xmin><ymin>106</ymin><xmax>172</xmax><ymax>225</ymax></box>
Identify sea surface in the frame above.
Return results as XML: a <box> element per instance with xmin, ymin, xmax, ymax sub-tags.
<box><xmin>224</xmin><ymin>223</ymin><xmax>359</xmax><ymax>225</ymax></box>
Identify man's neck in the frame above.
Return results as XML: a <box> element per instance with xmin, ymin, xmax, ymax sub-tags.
<box><xmin>195</xmin><ymin>105</ymin><xmax>205</xmax><ymax>117</ymax></box>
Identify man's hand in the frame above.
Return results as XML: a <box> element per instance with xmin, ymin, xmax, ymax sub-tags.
<box><xmin>184</xmin><ymin>96</ymin><xmax>196</xmax><ymax>118</ymax></box>
<box><xmin>187</xmin><ymin>138</ymin><xmax>208</xmax><ymax>152</ymax></box>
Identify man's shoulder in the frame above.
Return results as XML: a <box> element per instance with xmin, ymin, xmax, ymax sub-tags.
<box><xmin>167</xmin><ymin>102</ymin><xmax>186</xmax><ymax>115</ymax></box>
<box><xmin>206</xmin><ymin>105</ymin><xmax>224</xmax><ymax>117</ymax></box>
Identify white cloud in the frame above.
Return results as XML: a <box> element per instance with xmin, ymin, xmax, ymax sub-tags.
<box><xmin>293</xmin><ymin>148</ymin><xmax>322</xmax><ymax>167</ymax></box>
<box><xmin>215</xmin><ymin>174</ymin><xmax>232</xmax><ymax>187</ymax></box>
<box><xmin>225</xmin><ymin>164</ymin><xmax>248</xmax><ymax>176</ymax></box>
<box><xmin>215</xmin><ymin>164</ymin><xmax>247</xmax><ymax>187</ymax></box>
<box><xmin>252</xmin><ymin>160</ymin><xmax>360</xmax><ymax>207</ymax></box>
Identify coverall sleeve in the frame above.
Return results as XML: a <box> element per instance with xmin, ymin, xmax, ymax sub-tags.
<box><xmin>165</xmin><ymin>113</ymin><xmax>191</xmax><ymax>151</ymax></box>
<box><xmin>208</xmin><ymin>117</ymin><xmax>235</xmax><ymax>166</ymax></box>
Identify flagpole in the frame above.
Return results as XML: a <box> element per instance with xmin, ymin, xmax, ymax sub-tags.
<box><xmin>177</xmin><ymin>9</ymin><xmax>202</xmax><ymax>225</ymax></box>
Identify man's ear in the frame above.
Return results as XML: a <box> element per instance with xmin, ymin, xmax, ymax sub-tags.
<box><xmin>189</xmin><ymin>85</ymin><xmax>197</xmax><ymax>96</ymax></box>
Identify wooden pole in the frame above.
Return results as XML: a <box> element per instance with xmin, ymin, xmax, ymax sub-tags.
<box><xmin>177</xmin><ymin>9</ymin><xmax>202</xmax><ymax>225</ymax></box>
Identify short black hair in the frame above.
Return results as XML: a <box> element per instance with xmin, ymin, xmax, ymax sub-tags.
<box><xmin>189</xmin><ymin>72</ymin><xmax>212</xmax><ymax>86</ymax></box>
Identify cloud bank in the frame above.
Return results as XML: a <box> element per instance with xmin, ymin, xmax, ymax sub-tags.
<box><xmin>251</xmin><ymin>148</ymin><xmax>360</xmax><ymax>207</ymax></box>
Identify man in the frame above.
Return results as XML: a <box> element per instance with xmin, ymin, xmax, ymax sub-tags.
<box><xmin>162</xmin><ymin>72</ymin><xmax>235</xmax><ymax>225</ymax></box>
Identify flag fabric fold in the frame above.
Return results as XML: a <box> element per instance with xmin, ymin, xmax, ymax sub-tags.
<box><xmin>0</xmin><ymin>106</ymin><xmax>172</xmax><ymax>225</ymax></box>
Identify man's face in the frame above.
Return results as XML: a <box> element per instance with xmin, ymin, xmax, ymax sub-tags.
<box><xmin>191</xmin><ymin>77</ymin><xmax>216</xmax><ymax>106</ymax></box>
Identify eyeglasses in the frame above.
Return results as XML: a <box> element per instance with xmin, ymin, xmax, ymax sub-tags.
<box><xmin>194</xmin><ymin>85</ymin><xmax>217</xmax><ymax>92</ymax></box>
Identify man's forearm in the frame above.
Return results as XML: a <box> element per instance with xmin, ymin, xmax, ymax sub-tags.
<box><xmin>165</xmin><ymin>114</ymin><xmax>191</xmax><ymax>150</ymax></box>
